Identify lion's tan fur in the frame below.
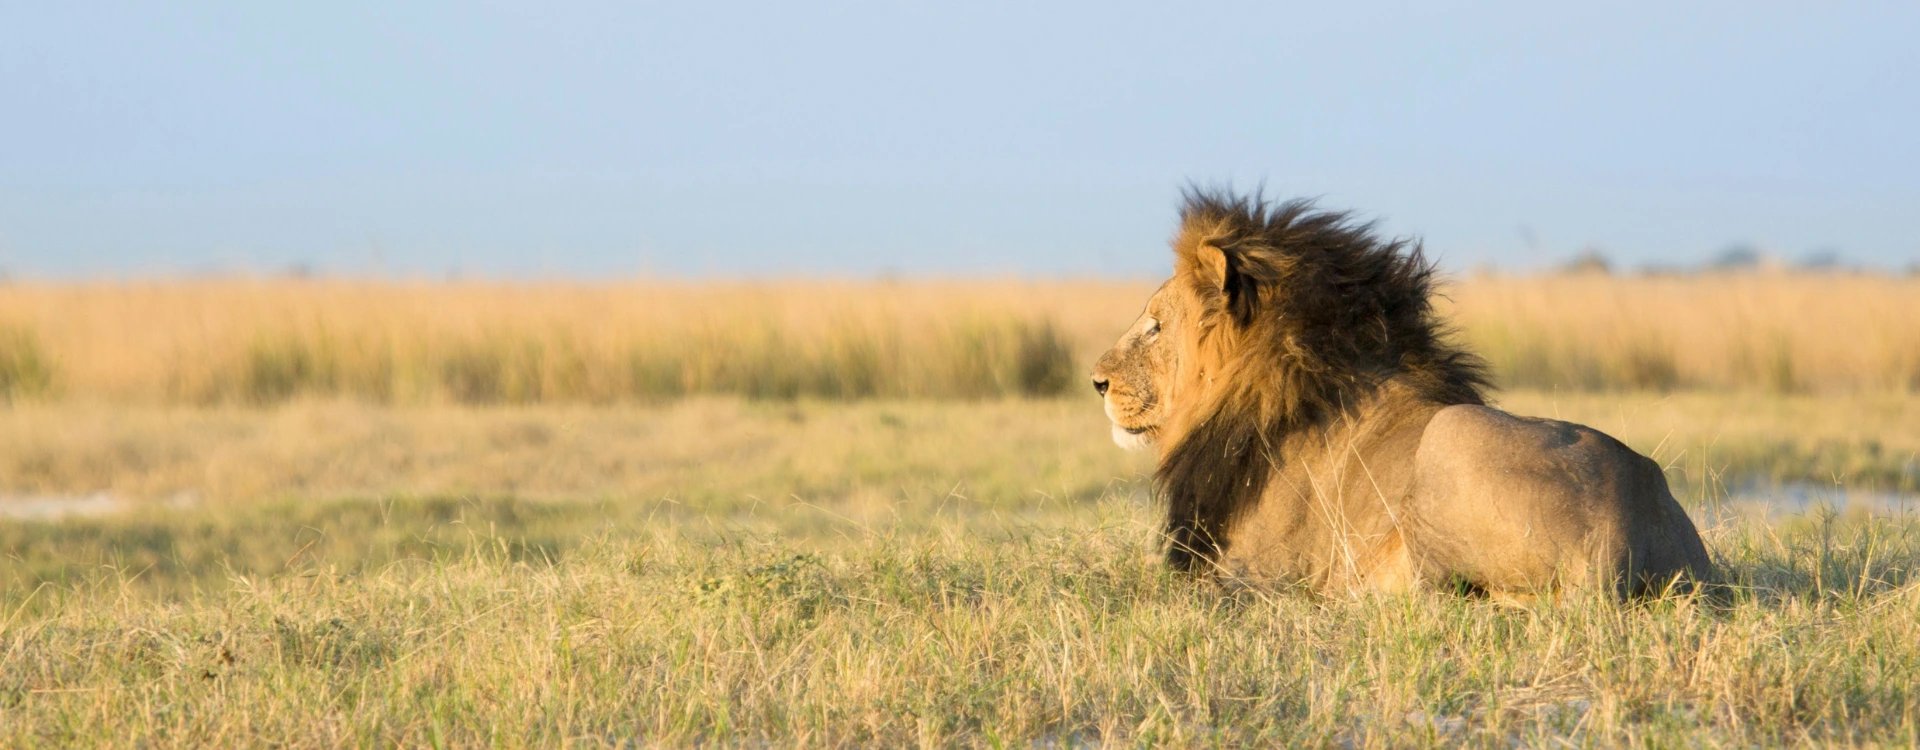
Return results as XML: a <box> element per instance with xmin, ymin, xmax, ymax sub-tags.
<box><xmin>1093</xmin><ymin>190</ymin><xmax>1713</xmax><ymax>597</ymax></box>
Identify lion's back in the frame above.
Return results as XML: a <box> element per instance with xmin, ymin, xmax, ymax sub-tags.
<box><xmin>1407</xmin><ymin>404</ymin><xmax>1711</xmax><ymax>594</ymax></box>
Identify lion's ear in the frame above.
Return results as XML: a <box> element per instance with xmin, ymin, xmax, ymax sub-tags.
<box><xmin>1195</xmin><ymin>243</ymin><xmax>1232</xmax><ymax>295</ymax></box>
<box><xmin>1195</xmin><ymin>241</ymin><xmax>1258</xmax><ymax>326</ymax></box>
<box><xmin>1197</xmin><ymin>241</ymin><xmax>1252</xmax><ymax>317</ymax></box>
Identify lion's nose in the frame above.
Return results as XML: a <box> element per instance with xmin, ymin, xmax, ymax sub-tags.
<box><xmin>1092</xmin><ymin>377</ymin><xmax>1110</xmax><ymax>396</ymax></box>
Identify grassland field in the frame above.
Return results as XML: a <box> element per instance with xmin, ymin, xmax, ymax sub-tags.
<box><xmin>2</xmin><ymin>275</ymin><xmax>1919</xmax><ymax>746</ymax></box>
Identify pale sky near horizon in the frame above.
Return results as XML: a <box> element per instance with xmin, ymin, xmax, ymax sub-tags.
<box><xmin>2</xmin><ymin>3</ymin><xmax>1915</xmax><ymax>278</ymax></box>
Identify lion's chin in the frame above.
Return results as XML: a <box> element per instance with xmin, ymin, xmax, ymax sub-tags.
<box><xmin>1110</xmin><ymin>424</ymin><xmax>1157</xmax><ymax>452</ymax></box>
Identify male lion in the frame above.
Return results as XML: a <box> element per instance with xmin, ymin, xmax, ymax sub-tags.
<box><xmin>1092</xmin><ymin>190</ymin><xmax>1712</xmax><ymax>599</ymax></box>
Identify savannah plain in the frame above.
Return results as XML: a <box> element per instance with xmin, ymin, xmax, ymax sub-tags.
<box><xmin>2</xmin><ymin>272</ymin><xmax>1919</xmax><ymax>747</ymax></box>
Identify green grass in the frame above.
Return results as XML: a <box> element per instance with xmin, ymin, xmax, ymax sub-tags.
<box><xmin>1</xmin><ymin>395</ymin><xmax>1917</xmax><ymax>746</ymax></box>
<box><xmin>3</xmin><ymin>496</ymin><xmax>1918</xmax><ymax>747</ymax></box>
<box><xmin>1</xmin><ymin>392</ymin><xmax>1913</xmax><ymax>507</ymax></box>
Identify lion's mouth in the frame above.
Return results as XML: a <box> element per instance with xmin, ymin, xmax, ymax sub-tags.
<box><xmin>1103</xmin><ymin>397</ymin><xmax>1158</xmax><ymax>450</ymax></box>
<box><xmin>1109</xmin><ymin>422</ymin><xmax>1158</xmax><ymax>451</ymax></box>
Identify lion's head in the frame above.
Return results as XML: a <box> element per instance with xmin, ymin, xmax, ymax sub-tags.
<box><xmin>1089</xmin><ymin>279</ymin><xmax>1188</xmax><ymax>451</ymax></box>
<box><xmin>1086</xmin><ymin>227</ymin><xmax>1252</xmax><ymax>452</ymax></box>
<box><xmin>1093</xmin><ymin>189</ymin><xmax>1492</xmax><ymax>567</ymax></box>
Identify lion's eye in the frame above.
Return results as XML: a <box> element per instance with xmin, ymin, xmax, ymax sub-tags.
<box><xmin>1144</xmin><ymin>318</ymin><xmax>1161</xmax><ymax>338</ymax></box>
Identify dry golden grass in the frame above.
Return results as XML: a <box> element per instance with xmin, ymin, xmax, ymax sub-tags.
<box><xmin>1442</xmin><ymin>272</ymin><xmax>1920</xmax><ymax>393</ymax></box>
<box><xmin>2</xmin><ymin>272</ymin><xmax>1916</xmax><ymax>403</ymax></box>
<box><xmin>0</xmin><ymin>279</ymin><xmax>1123</xmax><ymax>403</ymax></box>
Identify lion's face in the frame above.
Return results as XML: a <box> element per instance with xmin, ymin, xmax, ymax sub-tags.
<box><xmin>1091</xmin><ymin>280</ymin><xmax>1199</xmax><ymax>451</ymax></box>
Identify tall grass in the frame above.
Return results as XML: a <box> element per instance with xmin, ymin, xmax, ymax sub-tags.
<box><xmin>212</xmin><ymin>317</ymin><xmax>1077</xmax><ymax>404</ymax></box>
<box><xmin>1</xmin><ymin>273</ymin><xmax>1915</xmax><ymax>404</ymax></box>
<box><xmin>0</xmin><ymin>324</ymin><xmax>54</xmax><ymax>402</ymax></box>
<box><xmin>1442</xmin><ymin>272</ymin><xmax>1920</xmax><ymax>394</ymax></box>
<box><xmin>0</xmin><ymin>280</ymin><xmax>1089</xmax><ymax>404</ymax></box>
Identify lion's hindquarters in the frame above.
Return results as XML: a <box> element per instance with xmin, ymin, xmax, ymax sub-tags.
<box><xmin>1617</xmin><ymin>458</ymin><xmax>1716</xmax><ymax>595</ymax></box>
<box><xmin>1407</xmin><ymin>405</ymin><xmax>1713</xmax><ymax>597</ymax></box>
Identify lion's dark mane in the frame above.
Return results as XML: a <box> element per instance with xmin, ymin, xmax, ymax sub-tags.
<box><xmin>1158</xmin><ymin>189</ymin><xmax>1492</xmax><ymax>571</ymax></box>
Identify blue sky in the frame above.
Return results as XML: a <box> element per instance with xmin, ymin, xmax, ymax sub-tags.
<box><xmin>2</xmin><ymin>3</ymin><xmax>1915</xmax><ymax>277</ymax></box>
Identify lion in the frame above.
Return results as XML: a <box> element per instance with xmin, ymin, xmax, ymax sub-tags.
<box><xmin>1092</xmin><ymin>189</ymin><xmax>1713</xmax><ymax>599</ymax></box>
